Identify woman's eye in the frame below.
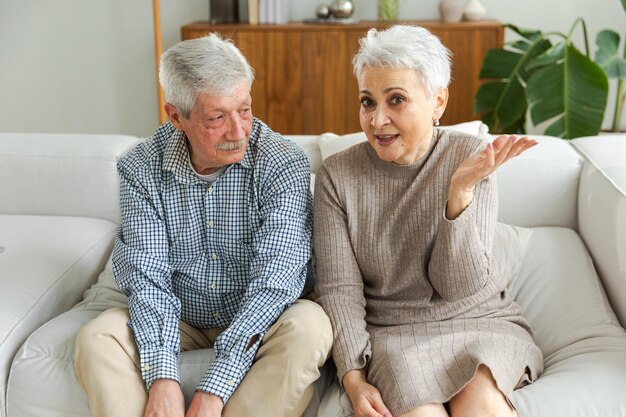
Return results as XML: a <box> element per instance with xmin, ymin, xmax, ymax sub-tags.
<box><xmin>360</xmin><ymin>97</ymin><xmax>374</xmax><ymax>107</ymax></box>
<box><xmin>390</xmin><ymin>96</ymin><xmax>405</xmax><ymax>105</ymax></box>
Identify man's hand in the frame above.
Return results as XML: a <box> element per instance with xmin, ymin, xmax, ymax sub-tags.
<box><xmin>185</xmin><ymin>391</ymin><xmax>224</xmax><ymax>417</ymax></box>
<box><xmin>144</xmin><ymin>379</ymin><xmax>185</xmax><ymax>417</ymax></box>
<box><xmin>343</xmin><ymin>370</ymin><xmax>392</xmax><ymax>417</ymax></box>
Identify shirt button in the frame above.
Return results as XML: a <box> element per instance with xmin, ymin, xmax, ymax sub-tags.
<box><xmin>227</xmin><ymin>379</ymin><xmax>235</xmax><ymax>386</ymax></box>
<box><xmin>210</xmin><ymin>282</ymin><xmax>217</xmax><ymax>289</ymax></box>
<box><xmin>213</xmin><ymin>311</ymin><xmax>221</xmax><ymax>318</ymax></box>
<box><xmin>208</xmin><ymin>220</ymin><xmax>215</xmax><ymax>227</ymax></box>
<box><xmin>211</xmin><ymin>254</ymin><xmax>217</xmax><ymax>261</ymax></box>
<box><xmin>143</xmin><ymin>364</ymin><xmax>151</xmax><ymax>371</ymax></box>
<box><xmin>208</xmin><ymin>186</ymin><xmax>214</xmax><ymax>193</ymax></box>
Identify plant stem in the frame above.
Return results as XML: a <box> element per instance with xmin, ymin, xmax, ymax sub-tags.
<box><xmin>567</xmin><ymin>17</ymin><xmax>590</xmax><ymax>56</ymax></box>
<box><xmin>612</xmin><ymin>79</ymin><xmax>624</xmax><ymax>131</ymax></box>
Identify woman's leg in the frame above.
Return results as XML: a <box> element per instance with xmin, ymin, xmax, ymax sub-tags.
<box><xmin>398</xmin><ymin>403</ymin><xmax>448</xmax><ymax>417</ymax></box>
<box><xmin>448</xmin><ymin>365</ymin><xmax>517</xmax><ymax>417</ymax></box>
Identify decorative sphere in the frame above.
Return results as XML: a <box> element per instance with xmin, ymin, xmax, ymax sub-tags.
<box><xmin>316</xmin><ymin>4</ymin><xmax>331</xmax><ymax>18</ymax></box>
<box><xmin>329</xmin><ymin>0</ymin><xmax>354</xmax><ymax>18</ymax></box>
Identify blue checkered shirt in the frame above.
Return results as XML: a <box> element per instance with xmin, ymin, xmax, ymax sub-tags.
<box><xmin>111</xmin><ymin>118</ymin><xmax>313</xmax><ymax>402</ymax></box>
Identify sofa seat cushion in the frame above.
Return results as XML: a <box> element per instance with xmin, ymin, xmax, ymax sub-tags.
<box><xmin>510</xmin><ymin>227</ymin><xmax>626</xmax><ymax>416</ymax></box>
<box><xmin>7</xmin><ymin>227</ymin><xmax>626</xmax><ymax>417</ymax></box>
<box><xmin>0</xmin><ymin>214</ymin><xmax>117</xmax><ymax>410</ymax></box>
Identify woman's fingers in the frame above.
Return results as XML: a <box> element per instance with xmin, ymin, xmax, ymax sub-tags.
<box><xmin>369</xmin><ymin>391</ymin><xmax>393</xmax><ymax>417</ymax></box>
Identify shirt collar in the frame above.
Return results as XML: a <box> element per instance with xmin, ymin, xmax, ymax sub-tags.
<box><xmin>161</xmin><ymin>118</ymin><xmax>262</xmax><ymax>185</ymax></box>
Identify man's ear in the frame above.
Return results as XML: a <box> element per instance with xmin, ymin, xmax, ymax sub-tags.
<box><xmin>164</xmin><ymin>103</ymin><xmax>185</xmax><ymax>131</ymax></box>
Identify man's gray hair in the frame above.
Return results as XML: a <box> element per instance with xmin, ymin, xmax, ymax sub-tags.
<box><xmin>353</xmin><ymin>25</ymin><xmax>452</xmax><ymax>98</ymax></box>
<box><xmin>159</xmin><ymin>33</ymin><xmax>254</xmax><ymax>118</ymax></box>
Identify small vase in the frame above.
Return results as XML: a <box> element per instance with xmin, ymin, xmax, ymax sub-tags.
<box><xmin>378</xmin><ymin>0</ymin><xmax>398</xmax><ymax>21</ymax></box>
<box><xmin>329</xmin><ymin>0</ymin><xmax>354</xmax><ymax>19</ymax></box>
<box><xmin>464</xmin><ymin>0</ymin><xmax>486</xmax><ymax>21</ymax></box>
<box><xmin>439</xmin><ymin>0</ymin><xmax>465</xmax><ymax>23</ymax></box>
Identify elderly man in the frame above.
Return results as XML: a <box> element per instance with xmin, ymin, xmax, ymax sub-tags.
<box><xmin>74</xmin><ymin>34</ymin><xmax>332</xmax><ymax>417</ymax></box>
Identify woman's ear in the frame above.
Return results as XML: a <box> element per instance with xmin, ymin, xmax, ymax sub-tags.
<box><xmin>434</xmin><ymin>87</ymin><xmax>449</xmax><ymax>121</ymax></box>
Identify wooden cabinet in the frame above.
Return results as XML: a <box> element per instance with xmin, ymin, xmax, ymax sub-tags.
<box><xmin>182</xmin><ymin>21</ymin><xmax>503</xmax><ymax>135</ymax></box>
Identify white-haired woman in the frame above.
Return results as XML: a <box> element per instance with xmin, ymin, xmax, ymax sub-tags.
<box><xmin>313</xmin><ymin>25</ymin><xmax>543</xmax><ymax>417</ymax></box>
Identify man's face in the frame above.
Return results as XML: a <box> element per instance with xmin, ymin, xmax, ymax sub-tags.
<box><xmin>167</xmin><ymin>81</ymin><xmax>253</xmax><ymax>174</ymax></box>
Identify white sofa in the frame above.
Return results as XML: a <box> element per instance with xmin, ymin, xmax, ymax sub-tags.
<box><xmin>1</xmin><ymin>127</ymin><xmax>625</xmax><ymax>417</ymax></box>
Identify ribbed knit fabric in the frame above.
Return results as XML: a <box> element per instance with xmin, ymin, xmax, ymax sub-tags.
<box><xmin>313</xmin><ymin>128</ymin><xmax>543</xmax><ymax>415</ymax></box>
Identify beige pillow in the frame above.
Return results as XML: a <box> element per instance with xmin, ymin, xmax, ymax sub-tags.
<box><xmin>494</xmin><ymin>222</ymin><xmax>533</xmax><ymax>287</ymax></box>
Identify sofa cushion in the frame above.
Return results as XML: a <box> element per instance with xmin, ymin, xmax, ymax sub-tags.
<box><xmin>495</xmin><ymin>136</ymin><xmax>583</xmax><ymax>229</ymax></box>
<box><xmin>8</xmin><ymin>226</ymin><xmax>626</xmax><ymax>417</ymax></box>
<box><xmin>0</xmin><ymin>133</ymin><xmax>139</xmax><ymax>224</ymax></box>
<box><xmin>572</xmin><ymin>135</ymin><xmax>626</xmax><ymax>327</ymax></box>
<box><xmin>0</xmin><ymin>214</ymin><xmax>117</xmax><ymax>414</ymax></box>
<box><xmin>509</xmin><ymin>227</ymin><xmax>626</xmax><ymax>416</ymax></box>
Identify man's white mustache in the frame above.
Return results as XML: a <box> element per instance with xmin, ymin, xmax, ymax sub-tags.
<box><xmin>214</xmin><ymin>137</ymin><xmax>249</xmax><ymax>151</ymax></box>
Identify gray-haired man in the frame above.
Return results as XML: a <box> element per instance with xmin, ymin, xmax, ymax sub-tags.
<box><xmin>74</xmin><ymin>34</ymin><xmax>332</xmax><ymax>417</ymax></box>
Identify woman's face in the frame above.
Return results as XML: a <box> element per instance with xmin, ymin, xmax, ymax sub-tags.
<box><xmin>358</xmin><ymin>66</ymin><xmax>448</xmax><ymax>164</ymax></box>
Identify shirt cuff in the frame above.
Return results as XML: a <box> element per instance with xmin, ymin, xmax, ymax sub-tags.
<box><xmin>139</xmin><ymin>348</ymin><xmax>180</xmax><ymax>391</ymax></box>
<box><xmin>196</xmin><ymin>352</ymin><xmax>253</xmax><ymax>403</ymax></box>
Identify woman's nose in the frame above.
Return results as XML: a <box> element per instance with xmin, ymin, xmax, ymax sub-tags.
<box><xmin>371</xmin><ymin>106</ymin><xmax>390</xmax><ymax>128</ymax></box>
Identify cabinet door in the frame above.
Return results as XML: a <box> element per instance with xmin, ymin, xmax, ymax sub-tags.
<box><xmin>181</xmin><ymin>22</ymin><xmax>503</xmax><ymax>134</ymax></box>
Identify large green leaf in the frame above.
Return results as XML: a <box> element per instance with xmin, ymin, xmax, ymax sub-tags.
<box><xmin>595</xmin><ymin>30</ymin><xmax>626</xmax><ymax>79</ymax></box>
<box><xmin>474</xmin><ymin>35</ymin><xmax>551</xmax><ymax>133</ymax></box>
<box><xmin>527</xmin><ymin>42</ymin><xmax>609</xmax><ymax>139</ymax></box>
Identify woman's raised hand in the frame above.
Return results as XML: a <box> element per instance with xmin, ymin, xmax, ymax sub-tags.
<box><xmin>446</xmin><ymin>135</ymin><xmax>538</xmax><ymax>220</ymax></box>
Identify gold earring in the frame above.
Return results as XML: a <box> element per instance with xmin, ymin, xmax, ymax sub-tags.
<box><xmin>433</xmin><ymin>119</ymin><xmax>440</xmax><ymax>126</ymax></box>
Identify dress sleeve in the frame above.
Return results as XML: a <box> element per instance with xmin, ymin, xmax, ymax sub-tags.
<box><xmin>428</xmin><ymin>162</ymin><xmax>499</xmax><ymax>302</ymax></box>
<box><xmin>197</xmin><ymin>152</ymin><xmax>313</xmax><ymax>402</ymax></box>
<box><xmin>112</xmin><ymin>159</ymin><xmax>182</xmax><ymax>391</ymax></box>
<box><xmin>313</xmin><ymin>163</ymin><xmax>371</xmax><ymax>383</ymax></box>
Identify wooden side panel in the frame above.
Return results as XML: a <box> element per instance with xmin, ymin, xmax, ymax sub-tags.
<box><xmin>264</xmin><ymin>32</ymin><xmax>303</xmax><ymax>134</ymax></box>
<box><xmin>434</xmin><ymin>25</ymin><xmax>502</xmax><ymax>124</ymax></box>
<box><xmin>235</xmin><ymin>31</ymin><xmax>268</xmax><ymax>124</ymax></box>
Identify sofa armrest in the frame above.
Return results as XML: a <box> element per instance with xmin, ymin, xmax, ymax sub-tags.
<box><xmin>0</xmin><ymin>133</ymin><xmax>140</xmax><ymax>224</ymax></box>
<box><xmin>573</xmin><ymin>135</ymin><xmax>626</xmax><ymax>327</ymax></box>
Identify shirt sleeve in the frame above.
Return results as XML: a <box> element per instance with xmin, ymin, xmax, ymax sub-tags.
<box><xmin>111</xmin><ymin>159</ymin><xmax>182</xmax><ymax>391</ymax></box>
<box><xmin>428</xmin><ymin>145</ymin><xmax>499</xmax><ymax>302</ymax></box>
<box><xmin>312</xmin><ymin>163</ymin><xmax>371</xmax><ymax>385</ymax></box>
<box><xmin>196</xmin><ymin>151</ymin><xmax>313</xmax><ymax>402</ymax></box>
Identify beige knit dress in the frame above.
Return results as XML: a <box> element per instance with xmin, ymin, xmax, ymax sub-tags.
<box><xmin>313</xmin><ymin>128</ymin><xmax>543</xmax><ymax>415</ymax></box>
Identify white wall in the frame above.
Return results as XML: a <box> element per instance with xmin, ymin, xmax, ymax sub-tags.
<box><xmin>0</xmin><ymin>0</ymin><xmax>624</xmax><ymax>137</ymax></box>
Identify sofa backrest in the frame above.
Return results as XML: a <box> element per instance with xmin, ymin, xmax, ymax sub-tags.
<box><xmin>495</xmin><ymin>135</ymin><xmax>583</xmax><ymax>229</ymax></box>
<box><xmin>0</xmin><ymin>133</ymin><xmax>140</xmax><ymax>224</ymax></box>
<box><xmin>288</xmin><ymin>131</ymin><xmax>584</xmax><ymax>229</ymax></box>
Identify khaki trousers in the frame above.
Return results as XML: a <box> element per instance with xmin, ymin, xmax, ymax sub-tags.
<box><xmin>75</xmin><ymin>299</ymin><xmax>332</xmax><ymax>417</ymax></box>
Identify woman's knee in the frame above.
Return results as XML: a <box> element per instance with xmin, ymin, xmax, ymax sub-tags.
<box><xmin>449</xmin><ymin>365</ymin><xmax>514</xmax><ymax>417</ymax></box>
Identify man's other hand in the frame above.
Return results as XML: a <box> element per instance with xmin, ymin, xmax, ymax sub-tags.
<box><xmin>144</xmin><ymin>379</ymin><xmax>185</xmax><ymax>417</ymax></box>
<box><xmin>186</xmin><ymin>391</ymin><xmax>224</xmax><ymax>417</ymax></box>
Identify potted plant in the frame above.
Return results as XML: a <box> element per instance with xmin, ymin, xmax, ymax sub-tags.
<box><xmin>474</xmin><ymin>0</ymin><xmax>626</xmax><ymax>138</ymax></box>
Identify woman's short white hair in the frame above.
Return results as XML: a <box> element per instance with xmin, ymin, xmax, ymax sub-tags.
<box><xmin>353</xmin><ymin>25</ymin><xmax>452</xmax><ymax>98</ymax></box>
<box><xmin>159</xmin><ymin>33</ymin><xmax>254</xmax><ymax>118</ymax></box>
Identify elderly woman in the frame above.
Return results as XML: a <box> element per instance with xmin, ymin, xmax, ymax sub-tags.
<box><xmin>313</xmin><ymin>25</ymin><xmax>543</xmax><ymax>417</ymax></box>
